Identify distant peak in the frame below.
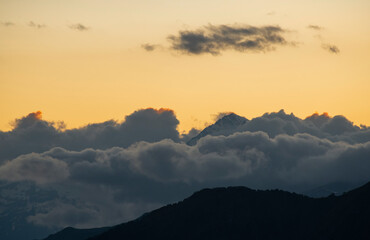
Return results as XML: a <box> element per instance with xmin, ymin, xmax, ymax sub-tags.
<box><xmin>186</xmin><ymin>113</ymin><xmax>247</xmax><ymax>145</ymax></box>
<box><xmin>215</xmin><ymin>113</ymin><xmax>247</xmax><ymax>127</ymax></box>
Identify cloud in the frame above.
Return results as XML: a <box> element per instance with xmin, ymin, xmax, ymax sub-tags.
<box><xmin>0</xmin><ymin>108</ymin><xmax>180</xmax><ymax>162</ymax></box>
<box><xmin>188</xmin><ymin>110</ymin><xmax>369</xmax><ymax>146</ymax></box>
<box><xmin>28</xmin><ymin>21</ymin><xmax>46</xmax><ymax>29</ymax></box>
<box><xmin>167</xmin><ymin>24</ymin><xmax>291</xmax><ymax>55</ymax></box>
<box><xmin>0</xmin><ymin>153</ymin><xmax>69</xmax><ymax>184</ymax></box>
<box><xmin>142</xmin><ymin>43</ymin><xmax>159</xmax><ymax>51</ymax></box>
<box><xmin>322</xmin><ymin>44</ymin><xmax>340</xmax><ymax>54</ymax></box>
<box><xmin>307</xmin><ymin>25</ymin><xmax>323</xmax><ymax>31</ymax></box>
<box><xmin>1</xmin><ymin>21</ymin><xmax>15</xmax><ymax>27</ymax></box>
<box><xmin>306</xmin><ymin>25</ymin><xmax>340</xmax><ymax>54</ymax></box>
<box><xmin>180</xmin><ymin>128</ymin><xmax>201</xmax><ymax>143</ymax></box>
<box><xmin>2</xmin><ymin>109</ymin><xmax>369</xmax><ymax>164</ymax></box>
<box><xmin>1</xmin><ymin>130</ymin><xmax>369</xmax><ymax>228</ymax></box>
<box><xmin>12</xmin><ymin>111</ymin><xmax>43</xmax><ymax>128</ymax></box>
<box><xmin>27</xmin><ymin>203</ymin><xmax>98</xmax><ymax>228</ymax></box>
<box><xmin>69</xmin><ymin>23</ymin><xmax>90</xmax><ymax>31</ymax></box>
<box><xmin>27</xmin><ymin>199</ymin><xmax>160</xmax><ymax>229</ymax></box>
<box><xmin>0</xmin><ymin>109</ymin><xmax>369</xmax><ymax>230</ymax></box>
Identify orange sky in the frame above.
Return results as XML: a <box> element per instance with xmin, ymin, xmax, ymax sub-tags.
<box><xmin>1</xmin><ymin>0</ymin><xmax>370</xmax><ymax>132</ymax></box>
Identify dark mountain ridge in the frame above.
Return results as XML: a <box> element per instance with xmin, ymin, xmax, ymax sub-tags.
<box><xmin>90</xmin><ymin>182</ymin><xmax>370</xmax><ymax>240</ymax></box>
<box><xmin>41</xmin><ymin>226</ymin><xmax>111</xmax><ymax>240</ymax></box>
<box><xmin>44</xmin><ymin>182</ymin><xmax>370</xmax><ymax>240</ymax></box>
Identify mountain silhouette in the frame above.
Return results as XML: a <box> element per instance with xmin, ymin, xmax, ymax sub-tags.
<box><xmin>187</xmin><ymin>113</ymin><xmax>247</xmax><ymax>145</ymax></box>
<box><xmin>43</xmin><ymin>182</ymin><xmax>370</xmax><ymax>240</ymax></box>
<box><xmin>41</xmin><ymin>226</ymin><xmax>111</xmax><ymax>240</ymax></box>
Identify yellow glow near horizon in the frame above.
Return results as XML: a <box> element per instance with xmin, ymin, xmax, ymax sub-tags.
<box><xmin>1</xmin><ymin>0</ymin><xmax>370</xmax><ymax>132</ymax></box>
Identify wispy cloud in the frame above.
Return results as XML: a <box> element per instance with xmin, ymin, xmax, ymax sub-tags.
<box><xmin>322</xmin><ymin>44</ymin><xmax>340</xmax><ymax>54</ymax></box>
<box><xmin>307</xmin><ymin>25</ymin><xmax>340</xmax><ymax>54</ymax></box>
<box><xmin>142</xmin><ymin>43</ymin><xmax>159</xmax><ymax>52</ymax></box>
<box><xmin>69</xmin><ymin>23</ymin><xmax>90</xmax><ymax>31</ymax></box>
<box><xmin>307</xmin><ymin>25</ymin><xmax>323</xmax><ymax>31</ymax></box>
<box><xmin>167</xmin><ymin>24</ymin><xmax>292</xmax><ymax>55</ymax></box>
<box><xmin>28</xmin><ymin>21</ymin><xmax>46</xmax><ymax>29</ymax></box>
<box><xmin>1</xmin><ymin>21</ymin><xmax>15</xmax><ymax>27</ymax></box>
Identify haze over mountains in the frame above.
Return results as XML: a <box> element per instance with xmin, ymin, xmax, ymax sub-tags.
<box><xmin>0</xmin><ymin>109</ymin><xmax>369</xmax><ymax>240</ymax></box>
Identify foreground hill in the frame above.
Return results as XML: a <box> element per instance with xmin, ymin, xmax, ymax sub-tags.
<box><xmin>44</xmin><ymin>182</ymin><xmax>370</xmax><ymax>240</ymax></box>
<box><xmin>41</xmin><ymin>226</ymin><xmax>111</xmax><ymax>240</ymax></box>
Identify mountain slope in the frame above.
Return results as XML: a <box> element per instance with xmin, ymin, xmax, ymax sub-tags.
<box><xmin>41</xmin><ymin>226</ymin><xmax>111</xmax><ymax>240</ymax></box>
<box><xmin>87</xmin><ymin>182</ymin><xmax>370</xmax><ymax>240</ymax></box>
<box><xmin>302</xmin><ymin>181</ymin><xmax>366</xmax><ymax>198</ymax></box>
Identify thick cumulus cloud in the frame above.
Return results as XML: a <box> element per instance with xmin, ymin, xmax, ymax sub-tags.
<box><xmin>168</xmin><ymin>24</ymin><xmax>291</xmax><ymax>55</ymax></box>
<box><xmin>0</xmin><ymin>153</ymin><xmax>68</xmax><ymax>184</ymax></box>
<box><xmin>1</xmin><ymin>132</ymin><xmax>370</xmax><ymax>228</ymax></box>
<box><xmin>0</xmin><ymin>109</ymin><xmax>369</xmax><ymax>230</ymax></box>
<box><xmin>0</xmin><ymin>108</ymin><xmax>180</xmax><ymax>163</ymax></box>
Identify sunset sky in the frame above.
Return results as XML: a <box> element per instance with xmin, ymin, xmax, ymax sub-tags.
<box><xmin>1</xmin><ymin>2</ymin><xmax>370</xmax><ymax>239</ymax></box>
<box><xmin>1</xmin><ymin>0</ymin><xmax>370</xmax><ymax>132</ymax></box>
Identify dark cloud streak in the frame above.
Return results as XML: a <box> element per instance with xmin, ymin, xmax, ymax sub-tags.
<box><xmin>69</xmin><ymin>23</ymin><xmax>90</xmax><ymax>31</ymax></box>
<box><xmin>322</xmin><ymin>44</ymin><xmax>340</xmax><ymax>54</ymax></box>
<box><xmin>1</xmin><ymin>21</ymin><xmax>15</xmax><ymax>27</ymax></box>
<box><xmin>167</xmin><ymin>24</ymin><xmax>291</xmax><ymax>55</ymax></box>
<box><xmin>28</xmin><ymin>21</ymin><xmax>46</xmax><ymax>29</ymax></box>
<box><xmin>142</xmin><ymin>43</ymin><xmax>159</xmax><ymax>51</ymax></box>
<box><xmin>306</xmin><ymin>25</ymin><xmax>340</xmax><ymax>54</ymax></box>
<box><xmin>307</xmin><ymin>25</ymin><xmax>323</xmax><ymax>31</ymax></box>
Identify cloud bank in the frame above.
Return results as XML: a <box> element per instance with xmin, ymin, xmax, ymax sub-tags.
<box><xmin>0</xmin><ymin>109</ymin><xmax>369</xmax><ymax>230</ymax></box>
<box><xmin>188</xmin><ymin>111</ymin><xmax>370</xmax><ymax>146</ymax></box>
<box><xmin>0</xmin><ymin>108</ymin><xmax>180</xmax><ymax>162</ymax></box>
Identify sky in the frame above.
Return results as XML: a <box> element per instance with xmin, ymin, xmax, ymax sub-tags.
<box><xmin>1</xmin><ymin>0</ymin><xmax>370</xmax><ymax>132</ymax></box>
<box><xmin>1</xmin><ymin>1</ymin><xmax>370</xmax><ymax>239</ymax></box>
